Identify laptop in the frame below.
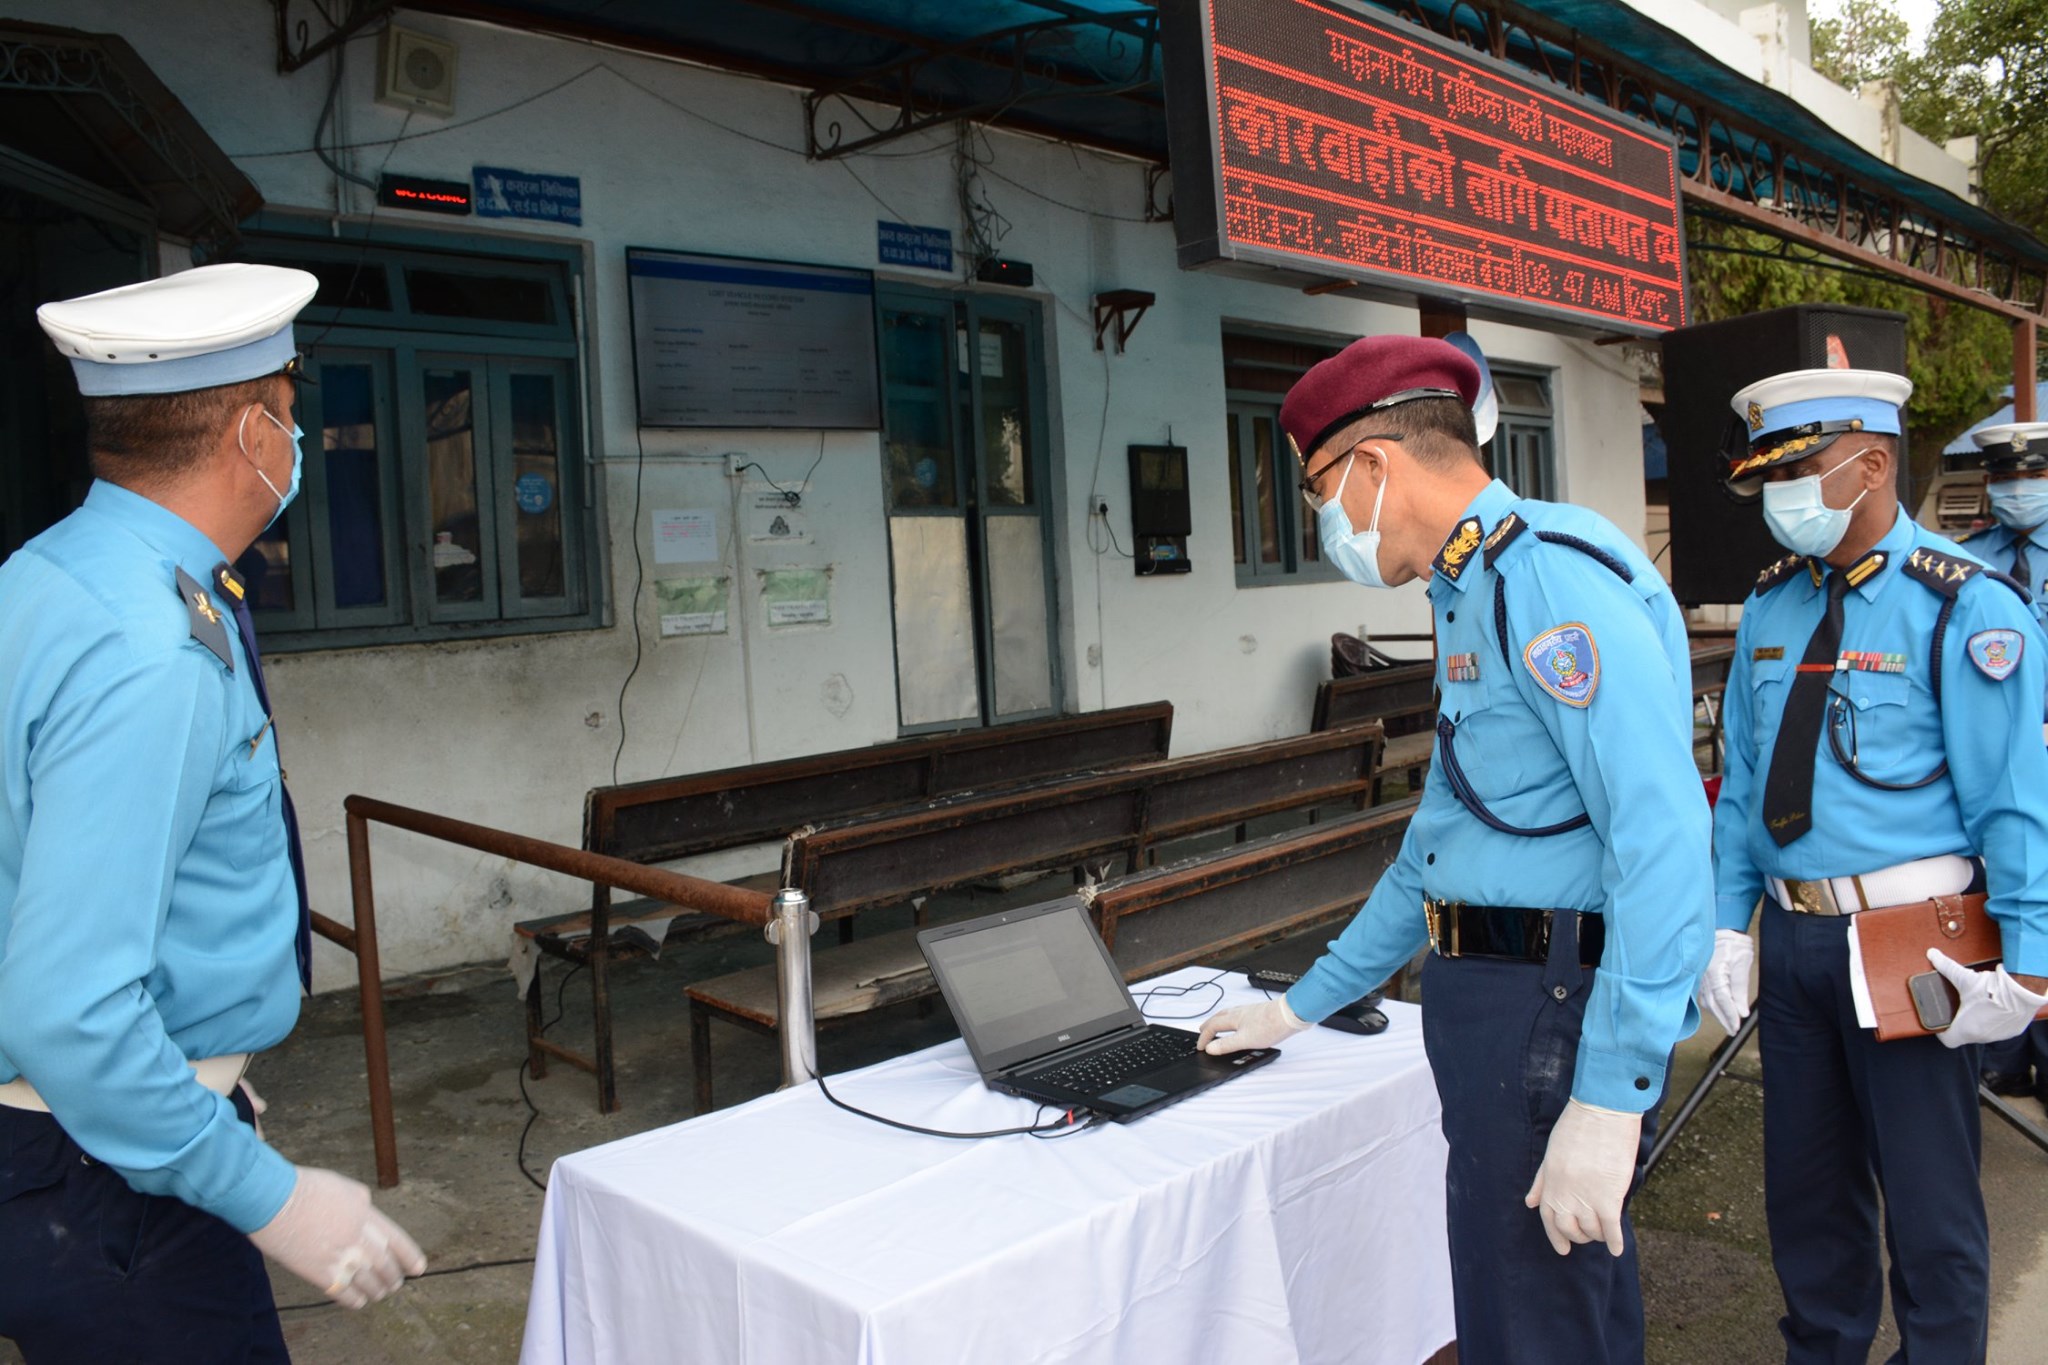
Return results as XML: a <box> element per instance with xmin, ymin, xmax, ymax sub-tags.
<box><xmin>916</xmin><ymin>897</ymin><xmax>1280</xmax><ymax>1122</ymax></box>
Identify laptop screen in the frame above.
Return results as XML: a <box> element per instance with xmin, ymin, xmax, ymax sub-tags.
<box><xmin>921</xmin><ymin>901</ymin><xmax>1141</xmax><ymax>1075</ymax></box>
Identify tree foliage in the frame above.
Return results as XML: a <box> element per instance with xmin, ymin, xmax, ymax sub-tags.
<box><xmin>1689</xmin><ymin>0</ymin><xmax>2043</xmax><ymax>478</ymax></box>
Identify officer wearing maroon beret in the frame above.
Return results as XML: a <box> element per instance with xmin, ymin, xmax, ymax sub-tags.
<box><xmin>1200</xmin><ymin>335</ymin><xmax>1713</xmax><ymax>1364</ymax></box>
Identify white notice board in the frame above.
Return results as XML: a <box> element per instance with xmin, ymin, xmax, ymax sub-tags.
<box><xmin>627</xmin><ymin>248</ymin><xmax>881</xmax><ymax>429</ymax></box>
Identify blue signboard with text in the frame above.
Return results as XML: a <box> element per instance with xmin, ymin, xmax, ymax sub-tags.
<box><xmin>473</xmin><ymin>166</ymin><xmax>582</xmax><ymax>226</ymax></box>
<box><xmin>877</xmin><ymin>221</ymin><xmax>953</xmax><ymax>271</ymax></box>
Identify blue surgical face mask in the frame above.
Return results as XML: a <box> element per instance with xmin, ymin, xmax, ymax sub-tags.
<box><xmin>1761</xmin><ymin>450</ymin><xmax>1870</xmax><ymax>558</ymax></box>
<box><xmin>1987</xmin><ymin>478</ymin><xmax>2048</xmax><ymax>531</ymax></box>
<box><xmin>240</xmin><ymin>405</ymin><xmax>304</xmax><ymax>530</ymax></box>
<box><xmin>1317</xmin><ymin>454</ymin><xmax>1392</xmax><ymax>588</ymax></box>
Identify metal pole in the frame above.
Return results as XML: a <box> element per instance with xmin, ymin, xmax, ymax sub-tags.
<box><xmin>1981</xmin><ymin>1084</ymin><xmax>2048</xmax><ymax>1157</ymax></box>
<box><xmin>767</xmin><ymin>887</ymin><xmax>819</xmax><ymax>1089</ymax></box>
<box><xmin>1642</xmin><ymin>1011</ymin><xmax>1760</xmax><ymax>1179</ymax></box>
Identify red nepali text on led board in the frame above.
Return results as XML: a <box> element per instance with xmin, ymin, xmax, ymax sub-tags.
<box><xmin>1200</xmin><ymin>0</ymin><xmax>1686</xmax><ymax>332</ymax></box>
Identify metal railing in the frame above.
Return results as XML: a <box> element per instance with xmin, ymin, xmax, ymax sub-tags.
<box><xmin>327</xmin><ymin>794</ymin><xmax>811</xmax><ymax>1186</ymax></box>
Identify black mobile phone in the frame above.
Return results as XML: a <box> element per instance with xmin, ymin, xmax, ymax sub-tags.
<box><xmin>1909</xmin><ymin>971</ymin><xmax>1959</xmax><ymax>1032</ymax></box>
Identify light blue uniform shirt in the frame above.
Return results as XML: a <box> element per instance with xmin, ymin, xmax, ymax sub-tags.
<box><xmin>1954</xmin><ymin>520</ymin><xmax>2048</xmax><ymax>629</ymax></box>
<box><xmin>0</xmin><ymin>481</ymin><xmax>300</xmax><ymax>1233</ymax></box>
<box><xmin>1713</xmin><ymin>508</ymin><xmax>2048</xmax><ymax>977</ymax></box>
<box><xmin>1289</xmin><ymin>480</ymin><xmax>1714</xmax><ymax>1112</ymax></box>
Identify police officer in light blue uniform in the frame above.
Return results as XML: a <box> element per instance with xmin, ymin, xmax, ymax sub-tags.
<box><xmin>1698</xmin><ymin>371</ymin><xmax>2048</xmax><ymax>1364</ymax></box>
<box><xmin>1198</xmin><ymin>335</ymin><xmax>1713</xmax><ymax>1365</ymax></box>
<box><xmin>1948</xmin><ymin>421</ymin><xmax>2048</xmax><ymax>1104</ymax></box>
<box><xmin>0</xmin><ymin>265</ymin><xmax>423</xmax><ymax>1362</ymax></box>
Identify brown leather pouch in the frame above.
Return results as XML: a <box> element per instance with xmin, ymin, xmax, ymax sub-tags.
<box><xmin>1857</xmin><ymin>893</ymin><xmax>2048</xmax><ymax>1041</ymax></box>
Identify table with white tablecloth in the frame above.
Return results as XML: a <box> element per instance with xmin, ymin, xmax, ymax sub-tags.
<box><xmin>519</xmin><ymin>968</ymin><xmax>1454</xmax><ymax>1365</ymax></box>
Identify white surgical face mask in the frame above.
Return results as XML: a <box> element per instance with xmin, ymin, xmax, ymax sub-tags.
<box><xmin>1761</xmin><ymin>450</ymin><xmax>1870</xmax><ymax>558</ymax></box>
<box><xmin>1317</xmin><ymin>454</ymin><xmax>1392</xmax><ymax>589</ymax></box>
<box><xmin>1987</xmin><ymin>478</ymin><xmax>2048</xmax><ymax>531</ymax></box>
<box><xmin>239</xmin><ymin>405</ymin><xmax>304</xmax><ymax>530</ymax></box>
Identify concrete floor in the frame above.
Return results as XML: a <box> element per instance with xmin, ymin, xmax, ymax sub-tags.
<box><xmin>6</xmin><ymin>868</ymin><xmax>2048</xmax><ymax>1363</ymax></box>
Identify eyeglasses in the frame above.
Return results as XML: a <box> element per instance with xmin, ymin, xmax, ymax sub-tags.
<box><xmin>1299</xmin><ymin>434</ymin><xmax>1397</xmax><ymax>512</ymax></box>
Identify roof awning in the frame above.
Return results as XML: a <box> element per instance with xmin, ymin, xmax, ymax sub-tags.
<box><xmin>311</xmin><ymin>0</ymin><xmax>2044</xmax><ymax>318</ymax></box>
<box><xmin>0</xmin><ymin>22</ymin><xmax>262</xmax><ymax>248</ymax></box>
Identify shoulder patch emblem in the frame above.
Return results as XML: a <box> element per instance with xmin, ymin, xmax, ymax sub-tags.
<box><xmin>1525</xmin><ymin>623</ymin><xmax>1599</xmax><ymax>707</ymax></box>
<box><xmin>1967</xmin><ymin>629</ymin><xmax>2023</xmax><ymax>682</ymax></box>
<box><xmin>175</xmin><ymin>566</ymin><xmax>234</xmax><ymax>671</ymax></box>
<box><xmin>1434</xmin><ymin>517</ymin><xmax>1483</xmax><ymax>581</ymax></box>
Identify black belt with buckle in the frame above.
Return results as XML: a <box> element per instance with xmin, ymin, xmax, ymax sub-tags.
<box><xmin>1424</xmin><ymin>899</ymin><xmax>1605</xmax><ymax>967</ymax></box>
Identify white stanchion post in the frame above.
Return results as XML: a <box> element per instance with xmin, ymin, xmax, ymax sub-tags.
<box><xmin>766</xmin><ymin>887</ymin><xmax>819</xmax><ymax>1089</ymax></box>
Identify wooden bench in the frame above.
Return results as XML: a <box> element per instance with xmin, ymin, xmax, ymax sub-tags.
<box><xmin>684</xmin><ymin>796</ymin><xmax>1418</xmax><ymax>1113</ymax></box>
<box><xmin>516</xmin><ymin>702</ymin><xmax>1173</xmax><ymax>1111</ymax></box>
<box><xmin>685</xmin><ymin>725</ymin><xmax>1386</xmax><ymax>1110</ymax></box>
<box><xmin>1690</xmin><ymin>641</ymin><xmax>1736</xmax><ymax>773</ymax></box>
<box><xmin>1312</xmin><ymin>661</ymin><xmax>1436</xmax><ymax>802</ymax></box>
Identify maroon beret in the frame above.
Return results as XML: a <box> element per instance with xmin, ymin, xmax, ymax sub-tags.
<box><xmin>1279</xmin><ymin>336</ymin><xmax>1483</xmax><ymax>465</ymax></box>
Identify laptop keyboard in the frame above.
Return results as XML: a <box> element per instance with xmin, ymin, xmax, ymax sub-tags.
<box><xmin>1026</xmin><ymin>1028</ymin><xmax>1198</xmax><ymax>1095</ymax></box>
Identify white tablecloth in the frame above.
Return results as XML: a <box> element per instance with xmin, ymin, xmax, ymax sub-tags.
<box><xmin>519</xmin><ymin>968</ymin><xmax>1454</xmax><ymax>1365</ymax></box>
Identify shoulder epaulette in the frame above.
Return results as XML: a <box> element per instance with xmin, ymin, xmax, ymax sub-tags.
<box><xmin>1754</xmin><ymin>555</ymin><xmax>1809</xmax><ymax>594</ymax></box>
<box><xmin>1532</xmin><ymin>530</ymin><xmax>1634</xmax><ymax>583</ymax></box>
<box><xmin>1901</xmin><ymin>546</ymin><xmax>1987</xmax><ymax>599</ymax></box>
<box><xmin>1482</xmin><ymin>510</ymin><xmax>1529</xmax><ymax>559</ymax></box>
<box><xmin>1983</xmin><ymin>566</ymin><xmax>2032</xmax><ymax>604</ymax></box>
<box><xmin>174</xmin><ymin>566</ymin><xmax>234</xmax><ymax>670</ymax></box>
<box><xmin>1954</xmin><ymin>526</ymin><xmax>1983</xmax><ymax>543</ymax></box>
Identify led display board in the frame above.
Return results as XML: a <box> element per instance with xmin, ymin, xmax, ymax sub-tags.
<box><xmin>627</xmin><ymin>248</ymin><xmax>881</xmax><ymax>429</ymax></box>
<box><xmin>1162</xmin><ymin>0</ymin><xmax>1687</xmax><ymax>334</ymax></box>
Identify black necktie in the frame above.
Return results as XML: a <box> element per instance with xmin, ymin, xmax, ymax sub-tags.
<box><xmin>215</xmin><ymin>564</ymin><xmax>312</xmax><ymax>990</ymax></box>
<box><xmin>2013</xmin><ymin>535</ymin><xmax>2033</xmax><ymax>596</ymax></box>
<box><xmin>1762</xmin><ymin>568</ymin><xmax>1849</xmax><ymax>848</ymax></box>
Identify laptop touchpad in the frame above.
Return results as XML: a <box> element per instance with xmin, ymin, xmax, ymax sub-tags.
<box><xmin>1098</xmin><ymin>1083</ymin><xmax>1167</xmax><ymax>1107</ymax></box>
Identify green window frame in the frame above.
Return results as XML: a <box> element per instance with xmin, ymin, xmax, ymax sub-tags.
<box><xmin>228</xmin><ymin>220</ymin><xmax>602</xmax><ymax>651</ymax></box>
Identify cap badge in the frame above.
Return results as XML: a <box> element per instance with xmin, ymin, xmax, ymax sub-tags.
<box><xmin>1746</xmin><ymin>401</ymin><xmax>1764</xmax><ymax>432</ymax></box>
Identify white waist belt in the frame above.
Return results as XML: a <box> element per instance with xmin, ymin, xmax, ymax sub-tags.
<box><xmin>1771</xmin><ymin>854</ymin><xmax>1976</xmax><ymax>917</ymax></box>
<box><xmin>0</xmin><ymin>1053</ymin><xmax>250</xmax><ymax>1113</ymax></box>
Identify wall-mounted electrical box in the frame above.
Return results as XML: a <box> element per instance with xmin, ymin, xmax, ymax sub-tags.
<box><xmin>1127</xmin><ymin>443</ymin><xmax>1191</xmax><ymax>575</ymax></box>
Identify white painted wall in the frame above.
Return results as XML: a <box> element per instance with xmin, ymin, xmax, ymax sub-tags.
<box><xmin>20</xmin><ymin>2</ymin><xmax>1652</xmax><ymax>983</ymax></box>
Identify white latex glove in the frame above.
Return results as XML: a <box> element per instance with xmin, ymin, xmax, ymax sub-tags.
<box><xmin>1197</xmin><ymin>996</ymin><xmax>1312</xmax><ymax>1055</ymax></box>
<box><xmin>1524</xmin><ymin>1099</ymin><xmax>1642</xmax><ymax>1257</ymax></box>
<box><xmin>1697</xmin><ymin>929</ymin><xmax>1756</xmax><ymax>1036</ymax></box>
<box><xmin>1926</xmin><ymin>950</ymin><xmax>2048</xmax><ymax>1048</ymax></box>
<box><xmin>249</xmin><ymin>1167</ymin><xmax>426</xmax><ymax>1309</ymax></box>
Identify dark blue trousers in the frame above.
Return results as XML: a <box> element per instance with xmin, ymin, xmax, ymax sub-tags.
<box><xmin>1759</xmin><ymin>902</ymin><xmax>1989</xmax><ymax>1365</ymax></box>
<box><xmin>1981</xmin><ymin>1020</ymin><xmax>2048</xmax><ymax>1092</ymax></box>
<box><xmin>0</xmin><ymin>1088</ymin><xmax>287</xmax><ymax>1364</ymax></box>
<box><xmin>1421</xmin><ymin>913</ymin><xmax>1654</xmax><ymax>1365</ymax></box>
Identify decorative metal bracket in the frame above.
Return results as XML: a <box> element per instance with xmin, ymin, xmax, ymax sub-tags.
<box><xmin>1094</xmin><ymin>289</ymin><xmax>1155</xmax><ymax>352</ymax></box>
<box><xmin>804</xmin><ymin>12</ymin><xmax>1159</xmax><ymax>160</ymax></box>
<box><xmin>272</xmin><ymin>0</ymin><xmax>398</xmax><ymax>75</ymax></box>
<box><xmin>0</xmin><ymin>25</ymin><xmax>259</xmax><ymax>250</ymax></box>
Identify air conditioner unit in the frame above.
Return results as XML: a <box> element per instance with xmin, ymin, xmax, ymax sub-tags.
<box><xmin>377</xmin><ymin>26</ymin><xmax>457</xmax><ymax>117</ymax></box>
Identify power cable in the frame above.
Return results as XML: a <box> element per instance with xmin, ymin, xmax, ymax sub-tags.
<box><xmin>612</xmin><ymin>426</ymin><xmax>648</xmax><ymax>786</ymax></box>
<box><xmin>812</xmin><ymin>1070</ymin><xmax>1097</xmax><ymax>1140</ymax></box>
<box><xmin>275</xmin><ymin>1255</ymin><xmax>540</xmax><ymax>1314</ymax></box>
<box><xmin>515</xmin><ymin>961</ymin><xmax>587</xmax><ymax>1191</ymax></box>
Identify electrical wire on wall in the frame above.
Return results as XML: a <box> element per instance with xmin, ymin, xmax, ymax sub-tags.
<box><xmin>612</xmin><ymin>425</ymin><xmax>649</xmax><ymax>784</ymax></box>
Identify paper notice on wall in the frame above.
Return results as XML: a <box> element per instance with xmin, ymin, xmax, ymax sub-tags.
<box><xmin>761</xmin><ymin>567</ymin><xmax>830</xmax><ymax>627</ymax></box>
<box><xmin>652</xmin><ymin>509</ymin><xmax>717</xmax><ymax>564</ymax></box>
<box><xmin>655</xmin><ymin>576</ymin><xmax>729</xmax><ymax>637</ymax></box>
<box><xmin>745</xmin><ymin>483</ymin><xmax>810</xmax><ymax>545</ymax></box>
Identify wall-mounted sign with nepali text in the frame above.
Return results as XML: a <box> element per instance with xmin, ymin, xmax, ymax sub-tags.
<box><xmin>1162</xmin><ymin>0</ymin><xmax>1687</xmax><ymax>334</ymax></box>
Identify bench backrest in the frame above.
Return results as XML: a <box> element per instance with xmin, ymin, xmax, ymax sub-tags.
<box><xmin>583</xmin><ymin>701</ymin><xmax>1173</xmax><ymax>863</ymax></box>
<box><xmin>1311</xmin><ymin>663</ymin><xmax>1437</xmax><ymax>733</ymax></box>
<box><xmin>1690</xmin><ymin>642</ymin><xmax>1736</xmax><ymax>695</ymax></box>
<box><xmin>787</xmin><ymin>724</ymin><xmax>1385</xmax><ymax>917</ymax></box>
<box><xmin>1084</xmin><ymin>799</ymin><xmax>1416</xmax><ymax>981</ymax></box>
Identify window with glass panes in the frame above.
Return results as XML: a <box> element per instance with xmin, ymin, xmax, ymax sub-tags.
<box><xmin>1484</xmin><ymin>367</ymin><xmax>1558</xmax><ymax>501</ymax></box>
<box><xmin>228</xmin><ymin>227</ymin><xmax>598</xmax><ymax>650</ymax></box>
<box><xmin>1222</xmin><ymin>332</ymin><xmax>1341</xmax><ymax>584</ymax></box>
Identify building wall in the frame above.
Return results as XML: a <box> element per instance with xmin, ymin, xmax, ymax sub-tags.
<box><xmin>18</xmin><ymin>2</ymin><xmax>1643</xmax><ymax>984</ymax></box>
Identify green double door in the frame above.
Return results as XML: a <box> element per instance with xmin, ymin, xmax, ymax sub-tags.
<box><xmin>878</xmin><ymin>287</ymin><xmax>1060</xmax><ymax>732</ymax></box>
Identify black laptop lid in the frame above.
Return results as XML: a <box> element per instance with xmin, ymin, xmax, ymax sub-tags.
<box><xmin>917</xmin><ymin>898</ymin><xmax>1143</xmax><ymax>1077</ymax></box>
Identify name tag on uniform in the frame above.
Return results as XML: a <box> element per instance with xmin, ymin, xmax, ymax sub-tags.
<box><xmin>1752</xmin><ymin>646</ymin><xmax>1784</xmax><ymax>661</ymax></box>
<box><xmin>1445</xmin><ymin>653</ymin><xmax>1479</xmax><ymax>682</ymax></box>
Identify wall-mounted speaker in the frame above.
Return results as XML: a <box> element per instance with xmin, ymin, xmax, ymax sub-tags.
<box><xmin>1660</xmin><ymin>305</ymin><xmax>1909</xmax><ymax>605</ymax></box>
<box><xmin>377</xmin><ymin>26</ymin><xmax>458</xmax><ymax>118</ymax></box>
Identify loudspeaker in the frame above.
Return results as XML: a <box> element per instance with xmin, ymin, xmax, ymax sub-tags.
<box><xmin>1660</xmin><ymin>305</ymin><xmax>1909</xmax><ymax>605</ymax></box>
